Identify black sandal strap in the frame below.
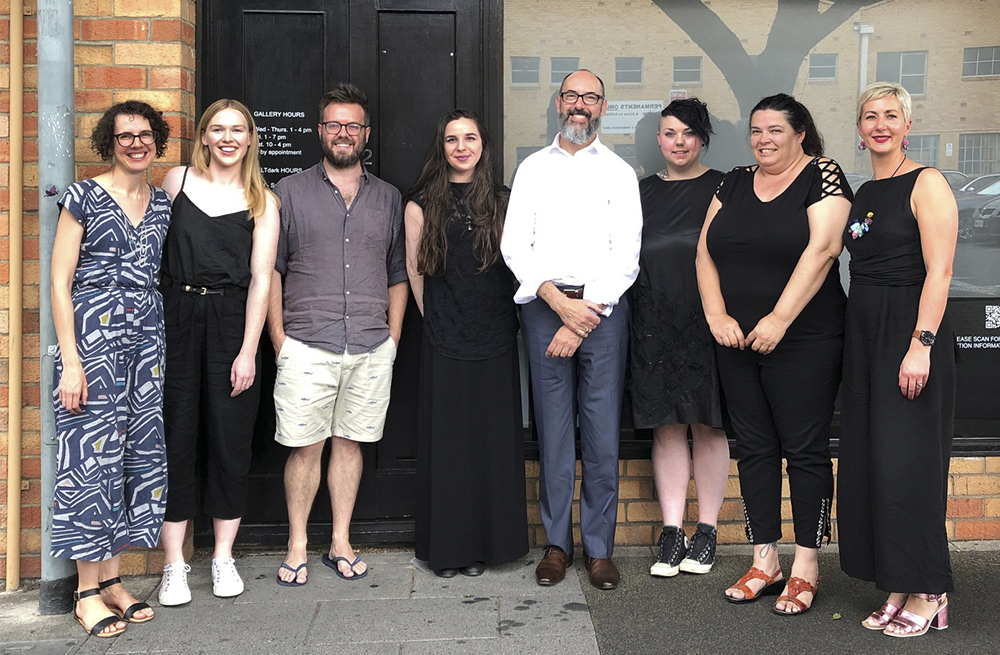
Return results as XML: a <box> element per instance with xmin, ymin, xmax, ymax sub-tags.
<box><xmin>74</xmin><ymin>587</ymin><xmax>102</xmax><ymax>601</ymax></box>
<box><xmin>122</xmin><ymin>602</ymin><xmax>152</xmax><ymax>621</ymax></box>
<box><xmin>98</xmin><ymin>576</ymin><xmax>123</xmax><ymax>590</ymax></box>
<box><xmin>89</xmin><ymin>614</ymin><xmax>124</xmax><ymax>637</ymax></box>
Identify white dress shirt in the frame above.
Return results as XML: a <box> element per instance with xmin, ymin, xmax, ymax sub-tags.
<box><xmin>501</xmin><ymin>134</ymin><xmax>642</xmax><ymax>316</ymax></box>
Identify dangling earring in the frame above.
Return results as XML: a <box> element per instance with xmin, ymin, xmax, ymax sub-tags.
<box><xmin>902</xmin><ymin>139</ymin><xmax>909</xmax><ymax>152</ymax></box>
<box><xmin>858</xmin><ymin>140</ymin><xmax>867</xmax><ymax>151</ymax></box>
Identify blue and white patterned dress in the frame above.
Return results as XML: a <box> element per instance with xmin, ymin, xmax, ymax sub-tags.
<box><xmin>51</xmin><ymin>179</ymin><xmax>170</xmax><ymax>561</ymax></box>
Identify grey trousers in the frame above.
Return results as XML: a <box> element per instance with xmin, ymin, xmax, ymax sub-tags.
<box><xmin>522</xmin><ymin>296</ymin><xmax>628</xmax><ymax>559</ymax></box>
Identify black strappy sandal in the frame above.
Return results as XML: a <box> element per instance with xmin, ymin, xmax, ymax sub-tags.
<box><xmin>99</xmin><ymin>577</ymin><xmax>154</xmax><ymax>623</ymax></box>
<box><xmin>74</xmin><ymin>588</ymin><xmax>126</xmax><ymax>638</ymax></box>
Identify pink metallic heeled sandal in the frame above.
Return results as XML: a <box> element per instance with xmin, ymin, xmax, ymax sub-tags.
<box><xmin>862</xmin><ymin>596</ymin><xmax>906</xmax><ymax>630</ymax></box>
<box><xmin>884</xmin><ymin>593</ymin><xmax>948</xmax><ymax>638</ymax></box>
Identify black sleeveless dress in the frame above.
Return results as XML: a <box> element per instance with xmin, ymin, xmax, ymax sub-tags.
<box><xmin>837</xmin><ymin>168</ymin><xmax>955</xmax><ymax>593</ymax></box>
<box><xmin>629</xmin><ymin>170</ymin><xmax>725</xmax><ymax>429</ymax></box>
<box><xmin>413</xmin><ymin>183</ymin><xmax>528</xmax><ymax>570</ymax></box>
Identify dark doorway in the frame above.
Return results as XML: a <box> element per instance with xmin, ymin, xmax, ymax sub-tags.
<box><xmin>196</xmin><ymin>0</ymin><xmax>503</xmax><ymax>546</ymax></box>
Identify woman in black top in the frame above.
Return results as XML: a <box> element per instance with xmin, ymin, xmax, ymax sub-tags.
<box><xmin>404</xmin><ymin>109</ymin><xmax>527</xmax><ymax>577</ymax></box>
<box><xmin>696</xmin><ymin>94</ymin><xmax>852</xmax><ymax>615</ymax></box>
<box><xmin>157</xmin><ymin>99</ymin><xmax>279</xmax><ymax>601</ymax></box>
<box><xmin>838</xmin><ymin>82</ymin><xmax>957</xmax><ymax>637</ymax></box>
<box><xmin>628</xmin><ymin>99</ymin><xmax>729</xmax><ymax>579</ymax></box>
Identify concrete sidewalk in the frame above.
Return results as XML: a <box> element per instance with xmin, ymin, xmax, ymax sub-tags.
<box><xmin>1</xmin><ymin>543</ymin><xmax>997</xmax><ymax>654</ymax></box>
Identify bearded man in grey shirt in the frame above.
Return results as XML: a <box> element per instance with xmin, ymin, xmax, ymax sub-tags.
<box><xmin>268</xmin><ymin>83</ymin><xmax>408</xmax><ymax>586</ymax></box>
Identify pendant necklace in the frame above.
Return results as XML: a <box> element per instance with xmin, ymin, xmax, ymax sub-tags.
<box><xmin>848</xmin><ymin>155</ymin><xmax>906</xmax><ymax>240</ymax></box>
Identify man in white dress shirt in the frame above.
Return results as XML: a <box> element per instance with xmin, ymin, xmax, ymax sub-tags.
<box><xmin>501</xmin><ymin>70</ymin><xmax>642</xmax><ymax>590</ymax></box>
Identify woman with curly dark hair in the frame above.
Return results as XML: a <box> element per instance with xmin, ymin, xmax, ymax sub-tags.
<box><xmin>51</xmin><ymin>100</ymin><xmax>171</xmax><ymax>637</ymax></box>
<box><xmin>405</xmin><ymin>109</ymin><xmax>527</xmax><ymax>577</ymax></box>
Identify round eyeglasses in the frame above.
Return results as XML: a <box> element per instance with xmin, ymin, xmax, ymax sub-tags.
<box><xmin>114</xmin><ymin>131</ymin><xmax>156</xmax><ymax>147</ymax></box>
<box><xmin>559</xmin><ymin>91</ymin><xmax>603</xmax><ymax>106</ymax></box>
<box><xmin>321</xmin><ymin>121</ymin><xmax>368</xmax><ymax>136</ymax></box>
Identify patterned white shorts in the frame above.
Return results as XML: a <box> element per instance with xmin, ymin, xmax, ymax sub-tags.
<box><xmin>273</xmin><ymin>336</ymin><xmax>396</xmax><ymax>446</ymax></box>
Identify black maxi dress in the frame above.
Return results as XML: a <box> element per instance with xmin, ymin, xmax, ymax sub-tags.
<box><xmin>413</xmin><ymin>183</ymin><xmax>529</xmax><ymax>570</ymax></box>
<box><xmin>629</xmin><ymin>170</ymin><xmax>726</xmax><ymax>429</ymax></box>
<box><xmin>838</xmin><ymin>168</ymin><xmax>955</xmax><ymax>593</ymax></box>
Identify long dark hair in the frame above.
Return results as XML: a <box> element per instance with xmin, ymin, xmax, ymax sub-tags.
<box><xmin>405</xmin><ymin>109</ymin><xmax>507</xmax><ymax>275</ymax></box>
<box><xmin>661</xmin><ymin>97</ymin><xmax>713</xmax><ymax>148</ymax></box>
<box><xmin>749</xmin><ymin>93</ymin><xmax>824</xmax><ymax>157</ymax></box>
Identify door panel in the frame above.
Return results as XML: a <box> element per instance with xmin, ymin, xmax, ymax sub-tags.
<box><xmin>197</xmin><ymin>0</ymin><xmax>497</xmax><ymax>546</ymax></box>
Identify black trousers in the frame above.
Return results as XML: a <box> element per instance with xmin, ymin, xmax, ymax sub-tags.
<box><xmin>162</xmin><ymin>285</ymin><xmax>261</xmax><ymax>522</ymax></box>
<box><xmin>715</xmin><ymin>336</ymin><xmax>842</xmax><ymax>547</ymax></box>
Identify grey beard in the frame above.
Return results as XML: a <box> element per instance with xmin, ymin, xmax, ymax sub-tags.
<box><xmin>559</xmin><ymin>115</ymin><xmax>600</xmax><ymax>145</ymax></box>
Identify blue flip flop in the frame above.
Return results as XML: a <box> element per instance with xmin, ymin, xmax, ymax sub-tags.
<box><xmin>321</xmin><ymin>553</ymin><xmax>368</xmax><ymax>580</ymax></box>
<box><xmin>276</xmin><ymin>562</ymin><xmax>308</xmax><ymax>587</ymax></box>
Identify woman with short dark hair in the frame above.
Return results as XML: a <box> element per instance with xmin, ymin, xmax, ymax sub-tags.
<box><xmin>405</xmin><ymin>109</ymin><xmax>528</xmax><ymax>577</ymax></box>
<box><xmin>696</xmin><ymin>93</ymin><xmax>852</xmax><ymax>615</ymax></box>
<box><xmin>51</xmin><ymin>100</ymin><xmax>171</xmax><ymax>637</ymax></box>
<box><xmin>629</xmin><ymin>98</ymin><xmax>730</xmax><ymax>579</ymax></box>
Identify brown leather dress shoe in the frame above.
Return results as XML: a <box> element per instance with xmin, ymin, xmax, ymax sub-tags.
<box><xmin>585</xmin><ymin>556</ymin><xmax>620</xmax><ymax>590</ymax></box>
<box><xmin>535</xmin><ymin>546</ymin><xmax>573</xmax><ymax>586</ymax></box>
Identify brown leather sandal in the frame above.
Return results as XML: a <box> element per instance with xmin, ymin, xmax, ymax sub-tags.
<box><xmin>772</xmin><ymin>576</ymin><xmax>821</xmax><ymax>616</ymax></box>
<box><xmin>724</xmin><ymin>566</ymin><xmax>784</xmax><ymax>604</ymax></box>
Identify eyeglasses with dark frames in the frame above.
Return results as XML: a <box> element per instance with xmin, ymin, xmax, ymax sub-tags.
<box><xmin>321</xmin><ymin>121</ymin><xmax>368</xmax><ymax>136</ymax></box>
<box><xmin>559</xmin><ymin>91</ymin><xmax>604</xmax><ymax>106</ymax></box>
<box><xmin>113</xmin><ymin>131</ymin><xmax>157</xmax><ymax>147</ymax></box>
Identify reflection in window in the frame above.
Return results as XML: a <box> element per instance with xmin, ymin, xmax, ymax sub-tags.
<box><xmin>551</xmin><ymin>57</ymin><xmax>579</xmax><ymax>84</ymax></box>
<box><xmin>614</xmin><ymin>142</ymin><xmax>638</xmax><ymax>169</ymax></box>
<box><xmin>907</xmin><ymin>135</ymin><xmax>939</xmax><ymax>168</ymax></box>
<box><xmin>615</xmin><ymin>57</ymin><xmax>644</xmax><ymax>84</ymax></box>
<box><xmin>876</xmin><ymin>51</ymin><xmax>927</xmax><ymax>95</ymax></box>
<box><xmin>673</xmin><ymin>56</ymin><xmax>702</xmax><ymax>84</ymax></box>
<box><xmin>959</xmin><ymin>133</ymin><xmax>1000</xmax><ymax>175</ymax></box>
<box><xmin>808</xmin><ymin>53</ymin><xmax>838</xmax><ymax>81</ymax></box>
<box><xmin>963</xmin><ymin>46</ymin><xmax>1000</xmax><ymax>77</ymax></box>
<box><xmin>511</xmin><ymin>56</ymin><xmax>540</xmax><ymax>84</ymax></box>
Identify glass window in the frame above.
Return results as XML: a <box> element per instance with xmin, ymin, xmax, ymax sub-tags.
<box><xmin>551</xmin><ymin>57</ymin><xmax>579</xmax><ymax>84</ymax></box>
<box><xmin>959</xmin><ymin>133</ymin><xmax>1000</xmax><ymax>176</ymax></box>
<box><xmin>963</xmin><ymin>46</ymin><xmax>1000</xmax><ymax>77</ymax></box>
<box><xmin>511</xmin><ymin>56</ymin><xmax>540</xmax><ymax>84</ymax></box>
<box><xmin>876</xmin><ymin>50</ymin><xmax>927</xmax><ymax>95</ymax></box>
<box><xmin>907</xmin><ymin>135</ymin><xmax>939</xmax><ymax>168</ymax></box>
<box><xmin>808</xmin><ymin>53</ymin><xmax>838</xmax><ymax>80</ymax></box>
<box><xmin>673</xmin><ymin>56</ymin><xmax>702</xmax><ymax>84</ymax></box>
<box><xmin>615</xmin><ymin>57</ymin><xmax>644</xmax><ymax>84</ymax></box>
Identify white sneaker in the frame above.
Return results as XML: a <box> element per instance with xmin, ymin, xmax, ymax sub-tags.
<box><xmin>212</xmin><ymin>557</ymin><xmax>244</xmax><ymax>598</ymax></box>
<box><xmin>158</xmin><ymin>561</ymin><xmax>192</xmax><ymax>606</ymax></box>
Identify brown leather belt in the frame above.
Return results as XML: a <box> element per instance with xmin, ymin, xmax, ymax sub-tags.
<box><xmin>555</xmin><ymin>284</ymin><xmax>584</xmax><ymax>300</ymax></box>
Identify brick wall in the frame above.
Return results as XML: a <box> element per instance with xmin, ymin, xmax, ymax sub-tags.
<box><xmin>0</xmin><ymin>0</ymin><xmax>195</xmax><ymax>585</ymax></box>
<box><xmin>524</xmin><ymin>456</ymin><xmax>1000</xmax><ymax>548</ymax></box>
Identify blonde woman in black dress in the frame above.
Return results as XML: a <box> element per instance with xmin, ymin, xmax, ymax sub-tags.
<box><xmin>838</xmin><ymin>82</ymin><xmax>957</xmax><ymax>638</ymax></box>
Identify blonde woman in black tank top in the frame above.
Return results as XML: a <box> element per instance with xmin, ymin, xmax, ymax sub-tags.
<box><xmin>156</xmin><ymin>100</ymin><xmax>279</xmax><ymax>604</ymax></box>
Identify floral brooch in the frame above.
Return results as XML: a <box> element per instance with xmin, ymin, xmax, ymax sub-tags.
<box><xmin>848</xmin><ymin>212</ymin><xmax>873</xmax><ymax>239</ymax></box>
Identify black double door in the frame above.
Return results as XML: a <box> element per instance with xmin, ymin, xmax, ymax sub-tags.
<box><xmin>196</xmin><ymin>0</ymin><xmax>502</xmax><ymax>545</ymax></box>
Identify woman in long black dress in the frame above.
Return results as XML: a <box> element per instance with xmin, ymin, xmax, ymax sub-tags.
<box><xmin>838</xmin><ymin>82</ymin><xmax>957</xmax><ymax>638</ymax></box>
<box><xmin>696</xmin><ymin>94</ymin><xmax>852</xmax><ymax>615</ymax></box>
<box><xmin>629</xmin><ymin>99</ymin><xmax>730</xmax><ymax>578</ymax></box>
<box><xmin>404</xmin><ymin>109</ymin><xmax>527</xmax><ymax>577</ymax></box>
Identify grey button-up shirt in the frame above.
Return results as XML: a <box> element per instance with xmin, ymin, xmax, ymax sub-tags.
<box><xmin>274</xmin><ymin>162</ymin><xmax>407</xmax><ymax>354</ymax></box>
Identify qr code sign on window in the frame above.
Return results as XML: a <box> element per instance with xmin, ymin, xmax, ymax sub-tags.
<box><xmin>987</xmin><ymin>306</ymin><xmax>1000</xmax><ymax>329</ymax></box>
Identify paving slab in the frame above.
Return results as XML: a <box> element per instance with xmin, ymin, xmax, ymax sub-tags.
<box><xmin>583</xmin><ymin>548</ymin><xmax>1000</xmax><ymax>655</ymax></box>
<box><xmin>400</xmin><ymin>633</ymin><xmax>601</xmax><ymax>655</ymax></box>
<box><xmin>307</xmin><ymin>597</ymin><xmax>500</xmax><ymax>645</ymax></box>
